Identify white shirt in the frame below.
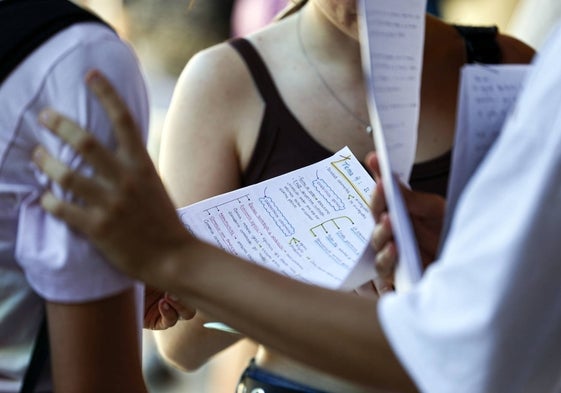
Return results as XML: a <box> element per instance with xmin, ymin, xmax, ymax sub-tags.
<box><xmin>507</xmin><ymin>0</ymin><xmax>561</xmax><ymax>49</ymax></box>
<box><xmin>378</xmin><ymin>23</ymin><xmax>561</xmax><ymax>393</ymax></box>
<box><xmin>0</xmin><ymin>22</ymin><xmax>148</xmax><ymax>391</ymax></box>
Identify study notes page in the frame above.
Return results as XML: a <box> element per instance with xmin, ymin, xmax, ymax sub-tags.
<box><xmin>177</xmin><ymin>147</ymin><xmax>376</xmax><ymax>290</ymax></box>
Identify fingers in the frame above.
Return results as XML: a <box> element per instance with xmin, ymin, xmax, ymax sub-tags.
<box><xmin>166</xmin><ymin>294</ymin><xmax>197</xmax><ymax>321</ymax></box>
<box><xmin>364</xmin><ymin>151</ymin><xmax>381</xmax><ymax>181</ymax></box>
<box><xmin>32</xmin><ymin>147</ymin><xmax>108</xmax><ymax>205</ymax></box>
<box><xmin>40</xmin><ymin>191</ymin><xmax>95</xmax><ymax>234</ymax></box>
<box><xmin>371</xmin><ymin>212</ymin><xmax>392</xmax><ymax>251</ymax></box>
<box><xmin>38</xmin><ymin>109</ymin><xmax>119</xmax><ymax>181</ymax></box>
<box><xmin>373</xmin><ymin>275</ymin><xmax>395</xmax><ymax>296</ymax></box>
<box><xmin>367</xmin><ymin>152</ymin><xmax>387</xmax><ymax>223</ymax></box>
<box><xmin>353</xmin><ymin>280</ymin><xmax>379</xmax><ymax>300</ymax></box>
<box><xmin>371</xmin><ymin>180</ymin><xmax>386</xmax><ymax>222</ymax></box>
<box><xmin>401</xmin><ymin>186</ymin><xmax>446</xmax><ymax>219</ymax></box>
<box><xmin>375</xmin><ymin>242</ymin><xmax>397</xmax><ymax>278</ymax></box>
<box><xmin>85</xmin><ymin>70</ymin><xmax>143</xmax><ymax>155</ymax></box>
<box><xmin>372</xmin><ymin>244</ymin><xmax>396</xmax><ymax>295</ymax></box>
<box><xmin>370</xmin><ymin>210</ymin><xmax>397</xmax><ymax>294</ymax></box>
<box><xmin>157</xmin><ymin>299</ymin><xmax>180</xmax><ymax>329</ymax></box>
<box><xmin>366</xmin><ymin>152</ymin><xmax>397</xmax><ymax>295</ymax></box>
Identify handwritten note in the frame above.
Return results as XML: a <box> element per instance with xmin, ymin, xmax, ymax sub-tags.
<box><xmin>177</xmin><ymin>147</ymin><xmax>375</xmax><ymax>290</ymax></box>
<box><xmin>441</xmin><ymin>64</ymin><xmax>530</xmax><ymax>244</ymax></box>
<box><xmin>358</xmin><ymin>0</ymin><xmax>426</xmax><ymax>290</ymax></box>
<box><xmin>357</xmin><ymin>0</ymin><xmax>425</xmax><ymax>182</ymax></box>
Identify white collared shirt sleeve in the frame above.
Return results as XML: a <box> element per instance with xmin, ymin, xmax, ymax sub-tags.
<box><xmin>378</xmin><ymin>24</ymin><xmax>561</xmax><ymax>393</ymax></box>
<box><xmin>13</xmin><ymin>24</ymin><xmax>149</xmax><ymax>303</ymax></box>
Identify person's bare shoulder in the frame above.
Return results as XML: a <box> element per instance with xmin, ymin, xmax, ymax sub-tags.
<box><xmin>497</xmin><ymin>33</ymin><xmax>536</xmax><ymax>64</ymax></box>
<box><xmin>242</xmin><ymin>14</ymin><xmax>296</xmax><ymax>68</ymax></box>
<box><xmin>425</xmin><ymin>15</ymin><xmax>535</xmax><ymax>65</ymax></box>
<box><xmin>180</xmin><ymin>13</ymin><xmax>294</xmax><ymax>96</ymax></box>
<box><xmin>174</xmin><ymin>41</ymin><xmax>256</xmax><ymax>107</ymax></box>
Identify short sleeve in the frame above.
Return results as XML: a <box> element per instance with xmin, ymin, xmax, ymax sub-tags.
<box><xmin>378</xmin><ymin>24</ymin><xmax>561</xmax><ymax>393</ymax></box>
<box><xmin>15</xmin><ymin>25</ymin><xmax>149</xmax><ymax>303</ymax></box>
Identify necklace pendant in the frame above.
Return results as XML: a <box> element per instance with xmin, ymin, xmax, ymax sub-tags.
<box><xmin>365</xmin><ymin>125</ymin><xmax>373</xmax><ymax>134</ymax></box>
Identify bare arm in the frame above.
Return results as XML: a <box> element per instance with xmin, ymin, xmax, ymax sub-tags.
<box><xmin>32</xmin><ymin>71</ymin><xmax>417</xmax><ymax>391</ymax></box>
<box><xmin>30</xmin><ymin>74</ymin><xmax>414</xmax><ymax>391</ymax></box>
<box><xmin>153</xmin><ymin>43</ymin><xmax>261</xmax><ymax>370</ymax></box>
<box><xmin>160</xmin><ymin>237</ymin><xmax>415</xmax><ymax>390</ymax></box>
<box><xmin>47</xmin><ymin>289</ymin><xmax>147</xmax><ymax>393</ymax></box>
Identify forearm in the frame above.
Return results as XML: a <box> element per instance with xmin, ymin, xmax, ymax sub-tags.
<box><xmin>32</xmin><ymin>72</ymin><xmax>416</xmax><ymax>392</ymax></box>
<box><xmin>153</xmin><ymin>238</ymin><xmax>416</xmax><ymax>391</ymax></box>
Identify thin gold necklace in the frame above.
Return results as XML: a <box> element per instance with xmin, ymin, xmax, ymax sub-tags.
<box><xmin>297</xmin><ymin>12</ymin><xmax>372</xmax><ymax>134</ymax></box>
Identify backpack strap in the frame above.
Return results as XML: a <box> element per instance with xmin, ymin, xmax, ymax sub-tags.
<box><xmin>0</xmin><ymin>0</ymin><xmax>112</xmax><ymax>85</ymax></box>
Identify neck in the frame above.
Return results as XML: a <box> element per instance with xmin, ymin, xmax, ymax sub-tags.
<box><xmin>299</xmin><ymin>2</ymin><xmax>362</xmax><ymax>66</ymax></box>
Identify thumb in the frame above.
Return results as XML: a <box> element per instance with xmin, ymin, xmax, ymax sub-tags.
<box><xmin>365</xmin><ymin>151</ymin><xmax>381</xmax><ymax>181</ymax></box>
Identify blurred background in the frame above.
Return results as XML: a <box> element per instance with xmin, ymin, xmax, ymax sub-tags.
<box><xmin>70</xmin><ymin>0</ymin><xmax>559</xmax><ymax>392</ymax></box>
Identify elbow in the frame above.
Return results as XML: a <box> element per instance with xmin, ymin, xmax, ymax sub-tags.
<box><xmin>156</xmin><ymin>340</ymin><xmax>209</xmax><ymax>372</ymax></box>
<box><xmin>153</xmin><ymin>331</ymin><xmax>212</xmax><ymax>372</ymax></box>
<box><xmin>152</xmin><ymin>316</ymin><xmax>241</xmax><ymax>373</ymax></box>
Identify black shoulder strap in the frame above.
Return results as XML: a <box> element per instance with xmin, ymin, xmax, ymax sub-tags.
<box><xmin>229</xmin><ymin>38</ymin><xmax>286</xmax><ymax>109</ymax></box>
<box><xmin>454</xmin><ymin>25</ymin><xmax>502</xmax><ymax>64</ymax></box>
<box><xmin>0</xmin><ymin>0</ymin><xmax>112</xmax><ymax>86</ymax></box>
<box><xmin>20</xmin><ymin>314</ymin><xmax>50</xmax><ymax>393</ymax></box>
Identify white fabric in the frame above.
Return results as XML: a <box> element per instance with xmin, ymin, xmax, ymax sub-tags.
<box><xmin>0</xmin><ymin>22</ymin><xmax>148</xmax><ymax>391</ymax></box>
<box><xmin>379</xmin><ymin>23</ymin><xmax>561</xmax><ymax>393</ymax></box>
<box><xmin>507</xmin><ymin>0</ymin><xmax>561</xmax><ymax>49</ymax></box>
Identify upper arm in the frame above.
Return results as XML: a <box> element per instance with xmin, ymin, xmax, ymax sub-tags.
<box><xmin>47</xmin><ymin>289</ymin><xmax>146</xmax><ymax>393</ymax></box>
<box><xmin>15</xmin><ymin>26</ymin><xmax>149</xmax><ymax>392</ymax></box>
<box><xmin>18</xmin><ymin>29</ymin><xmax>149</xmax><ymax>301</ymax></box>
<box><xmin>156</xmin><ymin>44</ymin><xmax>259</xmax><ymax>367</ymax></box>
<box><xmin>159</xmin><ymin>43</ymin><xmax>260</xmax><ymax>206</ymax></box>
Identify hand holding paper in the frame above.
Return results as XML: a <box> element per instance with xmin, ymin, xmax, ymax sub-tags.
<box><xmin>359</xmin><ymin>152</ymin><xmax>446</xmax><ymax>295</ymax></box>
<box><xmin>357</xmin><ymin>0</ymin><xmax>427</xmax><ymax>290</ymax></box>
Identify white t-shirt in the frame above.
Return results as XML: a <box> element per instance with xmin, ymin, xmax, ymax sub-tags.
<box><xmin>0</xmin><ymin>22</ymin><xmax>149</xmax><ymax>391</ymax></box>
<box><xmin>379</xmin><ymin>24</ymin><xmax>561</xmax><ymax>393</ymax></box>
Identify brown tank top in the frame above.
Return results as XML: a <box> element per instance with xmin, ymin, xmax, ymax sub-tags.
<box><xmin>230</xmin><ymin>25</ymin><xmax>500</xmax><ymax>197</ymax></box>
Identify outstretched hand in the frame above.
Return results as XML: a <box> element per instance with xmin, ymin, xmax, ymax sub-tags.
<box><xmin>32</xmin><ymin>70</ymin><xmax>191</xmax><ymax>286</ymax></box>
<box><xmin>365</xmin><ymin>152</ymin><xmax>446</xmax><ymax>294</ymax></box>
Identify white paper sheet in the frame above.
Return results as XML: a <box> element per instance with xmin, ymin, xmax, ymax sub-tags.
<box><xmin>357</xmin><ymin>0</ymin><xmax>427</xmax><ymax>290</ymax></box>
<box><xmin>357</xmin><ymin>0</ymin><xmax>425</xmax><ymax>182</ymax></box>
<box><xmin>177</xmin><ymin>147</ymin><xmax>375</xmax><ymax>290</ymax></box>
<box><xmin>441</xmin><ymin>64</ymin><xmax>530</xmax><ymax>245</ymax></box>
